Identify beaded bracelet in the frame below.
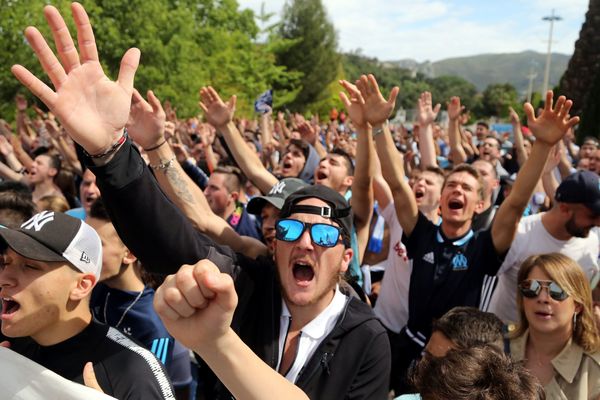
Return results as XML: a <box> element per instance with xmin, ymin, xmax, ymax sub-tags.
<box><xmin>84</xmin><ymin>129</ymin><xmax>128</xmax><ymax>159</ymax></box>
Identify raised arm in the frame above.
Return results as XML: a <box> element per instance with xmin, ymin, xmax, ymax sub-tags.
<box><xmin>357</xmin><ymin>75</ymin><xmax>419</xmax><ymax>235</ymax></box>
<box><xmin>415</xmin><ymin>91</ymin><xmax>441</xmax><ymax>168</ymax></box>
<box><xmin>200</xmin><ymin>87</ymin><xmax>278</xmax><ymax>194</ymax></box>
<box><xmin>447</xmin><ymin>96</ymin><xmax>468</xmax><ymax>165</ymax></box>
<box><xmin>155</xmin><ymin>260</ymin><xmax>309</xmax><ymax>400</ymax></box>
<box><xmin>491</xmin><ymin>91</ymin><xmax>580</xmax><ymax>253</ymax></box>
<box><xmin>127</xmin><ymin>89</ymin><xmax>268</xmax><ymax>259</ymax></box>
<box><xmin>509</xmin><ymin>107</ymin><xmax>527</xmax><ymax>167</ymax></box>
<box><xmin>339</xmin><ymin>79</ymin><xmax>374</xmax><ymax>262</ymax></box>
<box><xmin>11</xmin><ymin>3</ymin><xmax>242</xmax><ymax>274</ymax></box>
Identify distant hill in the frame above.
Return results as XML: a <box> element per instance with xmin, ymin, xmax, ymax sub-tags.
<box><xmin>386</xmin><ymin>51</ymin><xmax>571</xmax><ymax>94</ymax></box>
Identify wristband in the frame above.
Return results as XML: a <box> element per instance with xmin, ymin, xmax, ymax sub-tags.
<box><xmin>84</xmin><ymin>130</ymin><xmax>127</xmax><ymax>159</ymax></box>
<box><xmin>144</xmin><ymin>138</ymin><xmax>167</xmax><ymax>152</ymax></box>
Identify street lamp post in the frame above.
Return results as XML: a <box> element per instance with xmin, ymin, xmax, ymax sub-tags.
<box><xmin>542</xmin><ymin>9</ymin><xmax>562</xmax><ymax>95</ymax></box>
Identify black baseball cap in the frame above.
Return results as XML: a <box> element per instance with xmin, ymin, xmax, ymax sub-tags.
<box><xmin>279</xmin><ymin>184</ymin><xmax>353</xmax><ymax>246</ymax></box>
<box><xmin>0</xmin><ymin>211</ymin><xmax>102</xmax><ymax>277</ymax></box>
<box><xmin>555</xmin><ymin>171</ymin><xmax>600</xmax><ymax>214</ymax></box>
<box><xmin>247</xmin><ymin>178</ymin><xmax>309</xmax><ymax>215</ymax></box>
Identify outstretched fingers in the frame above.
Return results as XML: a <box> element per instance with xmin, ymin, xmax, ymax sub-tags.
<box><xmin>11</xmin><ymin>65</ymin><xmax>57</xmax><ymax>109</ymax></box>
<box><xmin>387</xmin><ymin>86</ymin><xmax>400</xmax><ymax>106</ymax></box>
<box><xmin>24</xmin><ymin>26</ymin><xmax>67</xmax><ymax>89</ymax></box>
<box><xmin>71</xmin><ymin>2</ymin><xmax>99</xmax><ymax>63</ymax></box>
<box><xmin>117</xmin><ymin>48</ymin><xmax>141</xmax><ymax>94</ymax></box>
<box><xmin>43</xmin><ymin>5</ymin><xmax>81</xmax><ymax>73</ymax></box>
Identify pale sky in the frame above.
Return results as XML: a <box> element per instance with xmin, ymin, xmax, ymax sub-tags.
<box><xmin>237</xmin><ymin>0</ymin><xmax>588</xmax><ymax>62</ymax></box>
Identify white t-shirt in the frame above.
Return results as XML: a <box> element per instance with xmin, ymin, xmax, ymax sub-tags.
<box><xmin>488</xmin><ymin>213</ymin><xmax>600</xmax><ymax>323</ymax></box>
<box><xmin>277</xmin><ymin>287</ymin><xmax>348</xmax><ymax>383</ymax></box>
<box><xmin>373</xmin><ymin>203</ymin><xmax>412</xmax><ymax>333</ymax></box>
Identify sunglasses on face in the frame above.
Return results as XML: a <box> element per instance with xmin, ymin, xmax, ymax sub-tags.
<box><xmin>275</xmin><ymin>218</ymin><xmax>342</xmax><ymax>248</ymax></box>
<box><xmin>518</xmin><ymin>279</ymin><xmax>569</xmax><ymax>301</ymax></box>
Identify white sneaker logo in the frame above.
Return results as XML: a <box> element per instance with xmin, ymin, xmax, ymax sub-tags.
<box><xmin>422</xmin><ymin>252</ymin><xmax>434</xmax><ymax>264</ymax></box>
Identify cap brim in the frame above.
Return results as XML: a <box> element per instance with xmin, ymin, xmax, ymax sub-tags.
<box><xmin>587</xmin><ymin>202</ymin><xmax>600</xmax><ymax>216</ymax></box>
<box><xmin>247</xmin><ymin>196</ymin><xmax>285</xmax><ymax>215</ymax></box>
<box><xmin>0</xmin><ymin>228</ymin><xmax>66</xmax><ymax>263</ymax></box>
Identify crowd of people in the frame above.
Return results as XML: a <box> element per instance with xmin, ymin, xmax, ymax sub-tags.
<box><xmin>0</xmin><ymin>3</ymin><xmax>599</xmax><ymax>400</ymax></box>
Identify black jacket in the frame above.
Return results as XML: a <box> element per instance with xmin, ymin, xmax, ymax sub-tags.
<box><xmin>86</xmin><ymin>140</ymin><xmax>390</xmax><ymax>399</ymax></box>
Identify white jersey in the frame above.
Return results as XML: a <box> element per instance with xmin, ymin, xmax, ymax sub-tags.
<box><xmin>488</xmin><ymin>213</ymin><xmax>600</xmax><ymax>323</ymax></box>
<box><xmin>373</xmin><ymin>203</ymin><xmax>412</xmax><ymax>333</ymax></box>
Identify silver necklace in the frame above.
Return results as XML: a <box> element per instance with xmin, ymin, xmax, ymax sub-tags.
<box><xmin>103</xmin><ymin>289</ymin><xmax>144</xmax><ymax>328</ymax></box>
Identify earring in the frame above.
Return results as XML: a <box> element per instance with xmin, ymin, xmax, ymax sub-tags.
<box><xmin>573</xmin><ymin>313</ymin><xmax>578</xmax><ymax>331</ymax></box>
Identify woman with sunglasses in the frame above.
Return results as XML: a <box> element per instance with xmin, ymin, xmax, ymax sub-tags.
<box><xmin>510</xmin><ymin>253</ymin><xmax>600</xmax><ymax>399</ymax></box>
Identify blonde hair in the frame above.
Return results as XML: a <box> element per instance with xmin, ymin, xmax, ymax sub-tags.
<box><xmin>37</xmin><ymin>195</ymin><xmax>69</xmax><ymax>213</ymax></box>
<box><xmin>513</xmin><ymin>253</ymin><xmax>600</xmax><ymax>353</ymax></box>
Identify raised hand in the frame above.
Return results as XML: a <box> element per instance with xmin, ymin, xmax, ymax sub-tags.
<box><xmin>416</xmin><ymin>91</ymin><xmax>441</xmax><ymax>126</ymax></box>
<box><xmin>126</xmin><ymin>89</ymin><xmax>166</xmax><ymax>150</ymax></box>
<box><xmin>154</xmin><ymin>260</ymin><xmax>237</xmax><ymax>351</ymax></box>
<box><xmin>199</xmin><ymin>86</ymin><xmax>236</xmax><ymax>129</ymax></box>
<box><xmin>10</xmin><ymin>3</ymin><xmax>140</xmax><ymax>156</ymax></box>
<box><xmin>338</xmin><ymin>80</ymin><xmax>367</xmax><ymax>129</ymax></box>
<box><xmin>15</xmin><ymin>94</ymin><xmax>28</xmax><ymax>112</ymax></box>
<box><xmin>297</xmin><ymin>121</ymin><xmax>318</xmax><ymax>145</ymax></box>
<box><xmin>447</xmin><ymin>96</ymin><xmax>464</xmax><ymax>121</ymax></box>
<box><xmin>508</xmin><ymin>107</ymin><xmax>520</xmax><ymax>126</ymax></box>
<box><xmin>524</xmin><ymin>91</ymin><xmax>579</xmax><ymax>146</ymax></box>
<box><xmin>356</xmin><ymin>74</ymin><xmax>399</xmax><ymax>127</ymax></box>
<box><xmin>0</xmin><ymin>136</ymin><xmax>15</xmax><ymax>157</ymax></box>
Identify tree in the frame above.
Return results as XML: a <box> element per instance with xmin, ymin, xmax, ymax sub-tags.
<box><xmin>559</xmin><ymin>0</ymin><xmax>600</xmax><ymax>142</ymax></box>
<box><xmin>275</xmin><ymin>0</ymin><xmax>340</xmax><ymax>112</ymax></box>
<box><xmin>0</xmin><ymin>0</ymin><xmax>300</xmax><ymax>119</ymax></box>
<box><xmin>427</xmin><ymin>75</ymin><xmax>478</xmax><ymax>111</ymax></box>
<box><xmin>478</xmin><ymin>83</ymin><xmax>519</xmax><ymax>117</ymax></box>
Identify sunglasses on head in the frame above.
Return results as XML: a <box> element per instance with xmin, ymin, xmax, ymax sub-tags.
<box><xmin>518</xmin><ymin>279</ymin><xmax>569</xmax><ymax>301</ymax></box>
<box><xmin>275</xmin><ymin>218</ymin><xmax>342</xmax><ymax>248</ymax></box>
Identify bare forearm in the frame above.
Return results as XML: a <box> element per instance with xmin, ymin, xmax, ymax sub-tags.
<box><xmin>374</xmin><ymin>126</ymin><xmax>418</xmax><ymax>235</ymax></box>
<box><xmin>148</xmin><ymin>145</ymin><xmax>268</xmax><ymax>258</ymax></box>
<box><xmin>418</xmin><ymin>123</ymin><xmax>438</xmax><ymax>167</ymax></box>
<box><xmin>196</xmin><ymin>329</ymin><xmax>309</xmax><ymax>400</ymax></box>
<box><xmin>218</xmin><ymin>122</ymin><xmax>277</xmax><ymax>194</ymax></box>
<box><xmin>351</xmin><ymin>126</ymin><xmax>375</xmax><ymax>230</ymax></box>
<box><xmin>493</xmin><ymin>142</ymin><xmax>552</xmax><ymax>252</ymax></box>
<box><xmin>448</xmin><ymin>119</ymin><xmax>467</xmax><ymax>164</ymax></box>
<box><xmin>512</xmin><ymin>123</ymin><xmax>527</xmax><ymax>167</ymax></box>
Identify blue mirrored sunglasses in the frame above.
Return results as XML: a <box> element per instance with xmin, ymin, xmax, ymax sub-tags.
<box><xmin>518</xmin><ymin>279</ymin><xmax>569</xmax><ymax>301</ymax></box>
<box><xmin>275</xmin><ymin>218</ymin><xmax>342</xmax><ymax>248</ymax></box>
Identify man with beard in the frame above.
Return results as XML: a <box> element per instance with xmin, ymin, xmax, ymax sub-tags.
<box><xmin>488</xmin><ymin>170</ymin><xmax>600</xmax><ymax>323</ymax></box>
<box><xmin>9</xmin><ymin>5</ymin><xmax>390</xmax><ymax>398</ymax></box>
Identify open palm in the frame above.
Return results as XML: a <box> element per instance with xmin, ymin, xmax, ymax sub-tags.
<box><xmin>199</xmin><ymin>87</ymin><xmax>236</xmax><ymax>129</ymax></box>
<box><xmin>11</xmin><ymin>4</ymin><xmax>139</xmax><ymax>156</ymax></box>
<box><xmin>524</xmin><ymin>91</ymin><xmax>579</xmax><ymax>146</ymax></box>
<box><xmin>356</xmin><ymin>74</ymin><xmax>399</xmax><ymax>126</ymax></box>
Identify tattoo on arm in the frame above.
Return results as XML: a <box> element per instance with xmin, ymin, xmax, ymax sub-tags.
<box><xmin>165</xmin><ymin>167</ymin><xmax>195</xmax><ymax>204</ymax></box>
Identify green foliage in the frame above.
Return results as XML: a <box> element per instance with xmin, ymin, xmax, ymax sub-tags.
<box><xmin>577</xmin><ymin>70</ymin><xmax>600</xmax><ymax>143</ymax></box>
<box><xmin>275</xmin><ymin>0</ymin><xmax>340</xmax><ymax>112</ymax></box>
<box><xmin>478</xmin><ymin>83</ymin><xmax>519</xmax><ymax>117</ymax></box>
<box><xmin>0</xmin><ymin>0</ymin><xmax>300</xmax><ymax>119</ymax></box>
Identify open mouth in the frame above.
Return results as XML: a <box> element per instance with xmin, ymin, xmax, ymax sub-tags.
<box><xmin>292</xmin><ymin>262</ymin><xmax>314</xmax><ymax>284</ymax></box>
<box><xmin>282</xmin><ymin>160</ymin><xmax>293</xmax><ymax>170</ymax></box>
<box><xmin>316</xmin><ymin>171</ymin><xmax>328</xmax><ymax>181</ymax></box>
<box><xmin>448</xmin><ymin>199</ymin><xmax>464</xmax><ymax>210</ymax></box>
<box><xmin>1</xmin><ymin>298</ymin><xmax>20</xmax><ymax>317</ymax></box>
<box><xmin>414</xmin><ymin>189</ymin><xmax>425</xmax><ymax>199</ymax></box>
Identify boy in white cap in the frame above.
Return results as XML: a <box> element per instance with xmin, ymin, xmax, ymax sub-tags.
<box><xmin>0</xmin><ymin>211</ymin><xmax>174</xmax><ymax>399</ymax></box>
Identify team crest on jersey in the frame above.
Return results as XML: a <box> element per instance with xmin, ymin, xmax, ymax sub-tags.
<box><xmin>451</xmin><ymin>253</ymin><xmax>468</xmax><ymax>271</ymax></box>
